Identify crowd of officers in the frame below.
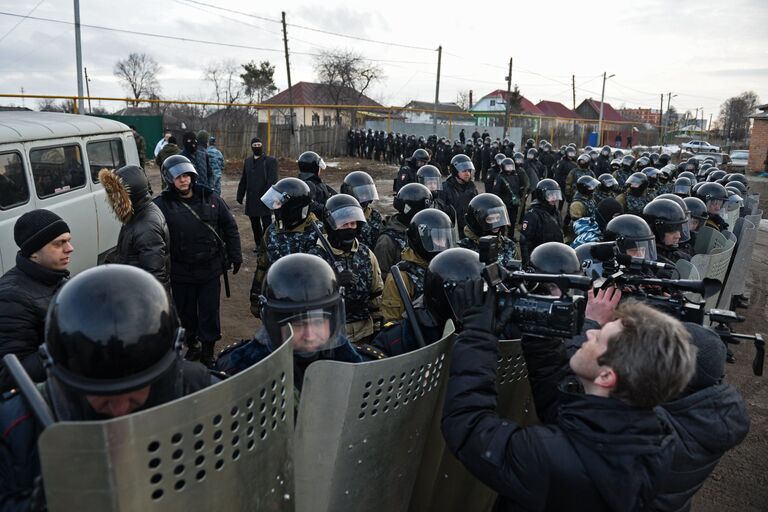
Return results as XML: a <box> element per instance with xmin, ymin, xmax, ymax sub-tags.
<box><xmin>0</xmin><ymin>130</ymin><xmax>753</xmax><ymax>511</ymax></box>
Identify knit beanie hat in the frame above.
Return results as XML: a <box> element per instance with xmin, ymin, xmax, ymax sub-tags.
<box><xmin>683</xmin><ymin>322</ymin><xmax>726</xmax><ymax>393</ymax></box>
<box><xmin>14</xmin><ymin>209</ymin><xmax>70</xmax><ymax>257</ymax></box>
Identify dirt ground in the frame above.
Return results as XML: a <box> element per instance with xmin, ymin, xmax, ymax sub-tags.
<box><xmin>147</xmin><ymin>158</ymin><xmax>768</xmax><ymax>511</ymax></box>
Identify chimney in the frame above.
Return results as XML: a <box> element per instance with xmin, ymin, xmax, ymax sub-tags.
<box><xmin>469</xmin><ymin>90</ymin><xmax>473</xmax><ymax>109</ymax></box>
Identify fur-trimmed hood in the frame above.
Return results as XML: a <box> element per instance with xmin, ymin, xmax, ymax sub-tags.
<box><xmin>99</xmin><ymin>166</ymin><xmax>152</xmax><ymax>224</ymax></box>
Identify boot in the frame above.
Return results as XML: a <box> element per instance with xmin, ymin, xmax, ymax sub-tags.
<box><xmin>200</xmin><ymin>341</ymin><xmax>216</xmax><ymax>368</ymax></box>
<box><xmin>184</xmin><ymin>339</ymin><xmax>202</xmax><ymax>362</ymax></box>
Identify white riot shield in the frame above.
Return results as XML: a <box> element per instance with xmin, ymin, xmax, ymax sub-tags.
<box><xmin>746</xmin><ymin>210</ymin><xmax>763</xmax><ymax>229</ymax></box>
<box><xmin>675</xmin><ymin>259</ymin><xmax>702</xmax><ymax>302</ymax></box>
<box><xmin>745</xmin><ymin>193</ymin><xmax>760</xmax><ymax>216</ymax></box>
<box><xmin>691</xmin><ymin>234</ymin><xmax>735</xmax><ymax>311</ymax></box>
<box><xmin>294</xmin><ymin>327</ymin><xmax>455</xmax><ymax>512</ymax></box>
<box><xmin>724</xmin><ymin>209</ymin><xmax>741</xmax><ymax>233</ymax></box>
<box><xmin>39</xmin><ymin>341</ymin><xmax>295</xmax><ymax>512</ymax></box>
<box><xmin>729</xmin><ymin>218</ymin><xmax>758</xmax><ymax>297</ymax></box>
<box><xmin>408</xmin><ymin>339</ymin><xmax>538</xmax><ymax>512</ymax></box>
<box><xmin>693</xmin><ymin>226</ymin><xmax>728</xmax><ymax>256</ymax></box>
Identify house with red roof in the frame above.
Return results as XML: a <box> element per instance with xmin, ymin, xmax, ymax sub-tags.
<box><xmin>575</xmin><ymin>98</ymin><xmax>628</xmax><ymax>147</ymax></box>
<box><xmin>262</xmin><ymin>81</ymin><xmax>384</xmax><ymax>127</ymax></box>
<box><xmin>469</xmin><ymin>89</ymin><xmax>544</xmax><ymax>127</ymax></box>
<box><xmin>535</xmin><ymin>100</ymin><xmax>577</xmax><ymax>119</ymax></box>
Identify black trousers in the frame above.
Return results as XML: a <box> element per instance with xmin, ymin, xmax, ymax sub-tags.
<box><xmin>172</xmin><ymin>276</ymin><xmax>222</xmax><ymax>346</ymax></box>
<box><xmin>249</xmin><ymin>215</ymin><xmax>272</xmax><ymax>247</ymax></box>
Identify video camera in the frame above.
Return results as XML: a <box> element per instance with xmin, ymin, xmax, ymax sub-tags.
<box><xmin>585</xmin><ymin>241</ymin><xmax>721</xmax><ymax>325</ymax></box>
<box><xmin>708</xmin><ymin>309</ymin><xmax>765</xmax><ymax>377</ymax></box>
<box><xmin>479</xmin><ymin>236</ymin><xmax>591</xmax><ymax>338</ymax></box>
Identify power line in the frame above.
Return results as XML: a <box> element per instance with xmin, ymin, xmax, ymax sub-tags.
<box><xmin>0</xmin><ymin>0</ymin><xmax>44</xmax><ymax>44</ymax></box>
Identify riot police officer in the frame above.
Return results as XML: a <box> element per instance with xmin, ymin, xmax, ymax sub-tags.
<box><xmin>604</xmin><ymin>214</ymin><xmax>658</xmax><ymax>260</ymax></box>
<box><xmin>565</xmin><ymin>153</ymin><xmax>596</xmax><ymax>203</ymax></box>
<box><xmin>381</xmin><ymin>209</ymin><xmax>456</xmax><ymax>323</ymax></box>
<box><xmin>596</xmin><ymin>145</ymin><xmax>612</xmax><ymax>175</ymax></box>
<box><xmin>539</xmin><ymin>142</ymin><xmax>556</xmax><ymax>178</ymax></box>
<box><xmin>594</xmin><ymin>173</ymin><xmax>619</xmax><ymax>205</ymax></box>
<box><xmin>418</xmin><ymin>164</ymin><xmax>457</xmax><ymax>226</ymax></box>
<box><xmin>684</xmin><ymin>196</ymin><xmax>708</xmax><ymax>252</ymax></box>
<box><xmin>519</xmin><ymin>179</ymin><xmax>564</xmax><ymax>264</ymax></box>
<box><xmin>613</xmin><ymin>154</ymin><xmax>635</xmax><ymax>188</ymax></box>
<box><xmin>308</xmin><ymin>194</ymin><xmax>383</xmax><ymax>343</ymax></box>
<box><xmin>374</xmin><ymin>183</ymin><xmax>432</xmax><ymax>274</ymax></box>
<box><xmin>654</xmin><ymin>194</ymin><xmax>694</xmax><ymax>259</ymax></box>
<box><xmin>395</xmin><ymin>148</ymin><xmax>429</xmax><ymax>192</ymax></box>
<box><xmin>478</xmin><ymin>137</ymin><xmax>493</xmax><ymax>182</ymax></box>
<box><xmin>251</xmin><ymin>177</ymin><xmax>319</xmax><ymax>315</ymax></box>
<box><xmin>616</xmin><ymin>172</ymin><xmax>651</xmax><ymax>215</ymax></box>
<box><xmin>567</xmin><ymin>176</ymin><xmax>600</xmax><ymax>243</ymax></box>
<box><xmin>554</xmin><ymin>146</ymin><xmax>578</xmax><ymax>209</ymax></box>
<box><xmin>341</xmin><ymin>171</ymin><xmax>383</xmax><ymax>249</ymax></box>
<box><xmin>0</xmin><ymin>265</ymin><xmax>217</xmax><ymax>510</ymax></box>
<box><xmin>696</xmin><ymin>182</ymin><xmax>729</xmax><ymax>231</ymax></box>
<box><xmin>525</xmin><ymin>148</ymin><xmax>545</xmax><ymax>184</ymax></box>
<box><xmin>484</xmin><ymin>153</ymin><xmax>507</xmax><ymax>195</ymax></box>
<box><xmin>643</xmin><ymin>198</ymin><xmax>691</xmax><ymax>264</ymax></box>
<box><xmin>492</xmin><ymin>157</ymin><xmax>529</xmax><ymax>237</ymax></box>
<box><xmin>458</xmin><ymin>193</ymin><xmax>518</xmax><ymax>268</ymax></box>
<box><xmin>297</xmin><ymin>151</ymin><xmax>337</xmax><ymax>217</ymax></box>
<box><xmin>441</xmin><ymin>154</ymin><xmax>479</xmax><ymax>237</ymax></box>
<box><xmin>674</xmin><ymin>176</ymin><xmax>693</xmax><ymax>198</ymax></box>
<box><xmin>154</xmin><ymin>155</ymin><xmax>242</xmax><ymax>366</ymax></box>
<box><xmin>217</xmin><ymin>254</ymin><xmax>363</xmax><ymax>388</ymax></box>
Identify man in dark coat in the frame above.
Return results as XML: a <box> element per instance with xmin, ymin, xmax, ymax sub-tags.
<box><xmin>442</xmin><ymin>295</ymin><xmax>697</xmax><ymax>512</ymax></box>
<box><xmin>0</xmin><ymin>210</ymin><xmax>72</xmax><ymax>392</ymax></box>
<box><xmin>180</xmin><ymin>131</ymin><xmax>212</xmax><ymax>188</ymax></box>
<box><xmin>99</xmin><ymin>166</ymin><xmax>170</xmax><ymax>291</ymax></box>
<box><xmin>440</xmin><ymin>159</ymin><xmax>478</xmax><ymax>237</ymax></box>
<box><xmin>237</xmin><ymin>137</ymin><xmax>278</xmax><ymax>251</ymax></box>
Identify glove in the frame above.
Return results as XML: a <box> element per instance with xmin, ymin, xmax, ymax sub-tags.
<box><xmin>337</xmin><ymin>269</ymin><xmax>356</xmax><ymax>288</ymax></box>
<box><xmin>447</xmin><ymin>278</ymin><xmax>496</xmax><ymax>333</ymax></box>
<box><xmin>231</xmin><ymin>262</ymin><xmax>241</xmax><ymax>275</ymax></box>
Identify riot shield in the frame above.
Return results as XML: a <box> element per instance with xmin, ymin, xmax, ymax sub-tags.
<box><xmin>745</xmin><ymin>193</ymin><xmax>760</xmax><ymax>216</ymax></box>
<box><xmin>723</xmin><ymin>209</ymin><xmax>740</xmax><ymax>233</ymax></box>
<box><xmin>691</xmin><ymin>233</ymin><xmax>735</xmax><ymax>311</ymax></box>
<box><xmin>39</xmin><ymin>340</ymin><xmax>295</xmax><ymax>512</ymax></box>
<box><xmin>675</xmin><ymin>259</ymin><xmax>701</xmax><ymax>302</ymax></box>
<box><xmin>693</xmin><ymin>226</ymin><xmax>727</xmax><ymax>256</ymax></box>
<box><xmin>730</xmin><ymin>217</ymin><xmax>759</xmax><ymax>297</ymax></box>
<box><xmin>409</xmin><ymin>339</ymin><xmax>538</xmax><ymax>512</ymax></box>
<box><xmin>746</xmin><ymin>210</ymin><xmax>763</xmax><ymax>229</ymax></box>
<box><xmin>294</xmin><ymin>327</ymin><xmax>455</xmax><ymax>512</ymax></box>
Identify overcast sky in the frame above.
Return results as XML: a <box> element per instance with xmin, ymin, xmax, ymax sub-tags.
<box><xmin>0</xmin><ymin>0</ymin><xmax>766</xmax><ymax>121</ymax></box>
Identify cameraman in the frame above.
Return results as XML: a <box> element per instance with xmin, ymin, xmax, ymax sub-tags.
<box><xmin>441</xmin><ymin>276</ymin><xmax>696</xmax><ymax>510</ymax></box>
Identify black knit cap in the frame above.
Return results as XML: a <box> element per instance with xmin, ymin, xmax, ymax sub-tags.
<box><xmin>14</xmin><ymin>209</ymin><xmax>70</xmax><ymax>257</ymax></box>
<box><xmin>683</xmin><ymin>322</ymin><xmax>726</xmax><ymax>393</ymax></box>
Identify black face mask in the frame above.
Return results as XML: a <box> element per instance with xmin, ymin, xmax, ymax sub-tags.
<box><xmin>184</xmin><ymin>140</ymin><xmax>197</xmax><ymax>153</ymax></box>
<box><xmin>328</xmin><ymin>228</ymin><xmax>357</xmax><ymax>252</ymax></box>
<box><xmin>252</xmin><ymin>147</ymin><xmax>263</xmax><ymax>156</ymax></box>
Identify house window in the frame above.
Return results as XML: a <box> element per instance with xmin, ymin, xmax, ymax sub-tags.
<box><xmin>323</xmin><ymin>115</ymin><xmax>332</xmax><ymax>127</ymax></box>
<box><xmin>311</xmin><ymin>112</ymin><xmax>320</xmax><ymax>126</ymax></box>
<box><xmin>490</xmin><ymin>100</ymin><xmax>496</xmax><ymax>107</ymax></box>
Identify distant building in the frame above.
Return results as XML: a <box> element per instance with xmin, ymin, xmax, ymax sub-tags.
<box><xmin>402</xmin><ymin>100</ymin><xmax>474</xmax><ymax>126</ymax></box>
<box><xmin>262</xmin><ymin>81</ymin><xmax>384</xmax><ymax>127</ymax></box>
<box><xmin>470</xmin><ymin>89</ymin><xmax>544</xmax><ymax>127</ymax></box>
<box><xmin>748</xmin><ymin>104</ymin><xmax>768</xmax><ymax>172</ymax></box>
<box><xmin>535</xmin><ymin>100</ymin><xmax>577</xmax><ymax>119</ymax></box>
<box><xmin>619</xmin><ymin>107</ymin><xmax>661</xmax><ymax>125</ymax></box>
<box><xmin>575</xmin><ymin>98</ymin><xmax>626</xmax><ymax>145</ymax></box>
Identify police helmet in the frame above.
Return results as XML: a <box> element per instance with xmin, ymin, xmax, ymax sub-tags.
<box><xmin>725</xmin><ymin>180</ymin><xmax>747</xmax><ymax>197</ymax></box>
<box><xmin>625</xmin><ymin>172</ymin><xmax>649</xmax><ymax>196</ymax></box>
<box><xmin>259</xmin><ymin>254</ymin><xmax>346</xmax><ymax>356</ymax></box>
<box><xmin>500</xmin><ymin>157</ymin><xmax>517</xmax><ymax>174</ymax></box>
<box><xmin>684</xmin><ymin>196</ymin><xmax>708</xmax><ymax>233</ymax></box>
<box><xmin>513</xmin><ymin>151</ymin><xmax>525</xmax><ymax>165</ymax></box>
<box><xmin>678</xmin><ymin>171</ymin><xmax>696</xmax><ymax>183</ymax></box>
<box><xmin>526</xmin><ymin>138</ymin><xmax>535</xmax><ymax>148</ymax></box>
<box><xmin>565</xmin><ymin>146</ymin><xmax>577</xmax><ymax>159</ymax></box>
<box><xmin>341</xmin><ymin>171</ymin><xmax>379</xmax><ymax>205</ymax></box>
<box><xmin>412</xmin><ymin>148</ymin><xmax>430</xmax><ymax>166</ymax></box>
<box><xmin>261</xmin><ymin>177</ymin><xmax>312</xmax><ymax>229</ymax></box>
<box><xmin>604</xmin><ymin>214</ymin><xmax>657</xmax><ymax>260</ymax></box>
<box><xmin>466</xmin><ymin>193</ymin><xmax>511</xmax><ymax>236</ymax></box>
<box><xmin>725</xmin><ymin>173</ymin><xmax>748</xmax><ymax>188</ymax></box>
<box><xmin>534</xmin><ymin>179</ymin><xmax>563</xmax><ymax>204</ymax></box>
<box><xmin>44</xmin><ymin>265</ymin><xmax>183</xmax><ymax>398</ymax></box>
<box><xmin>417</xmin><ymin>164</ymin><xmax>444</xmax><ymax>193</ymax></box>
<box><xmin>643</xmin><ymin>198</ymin><xmax>689</xmax><ymax>246</ymax></box>
<box><xmin>407</xmin><ymin>209</ymin><xmax>457</xmax><ymax>262</ymax></box>
<box><xmin>673</xmin><ymin>177</ymin><xmax>692</xmax><ymax>197</ymax></box>
<box><xmin>393</xmin><ymin>183</ymin><xmax>432</xmax><ymax>221</ymax></box>
<box><xmin>161</xmin><ymin>154</ymin><xmax>197</xmax><ymax>185</ymax></box>
<box><xmin>576</xmin><ymin>175</ymin><xmax>600</xmax><ymax>196</ymax></box>
<box><xmin>695</xmin><ymin>182</ymin><xmax>728</xmax><ymax>212</ymax></box>
<box><xmin>528</xmin><ymin>242</ymin><xmax>581</xmax><ymax>275</ymax></box>
<box><xmin>597</xmin><ymin>173</ymin><xmax>619</xmax><ymax>192</ymax></box>
<box><xmin>621</xmin><ymin>155</ymin><xmax>635</xmax><ymax>170</ymax></box>
<box><xmin>658</xmin><ymin>153</ymin><xmax>671</xmax><ymax>166</ymax></box>
<box><xmin>450</xmin><ymin>154</ymin><xmax>475</xmax><ymax>175</ymax></box>
<box><xmin>613</xmin><ymin>149</ymin><xmax>624</xmax><ymax>159</ymax></box>
<box><xmin>707</xmin><ymin>170</ymin><xmax>727</xmax><ymax>183</ymax></box>
<box><xmin>609</xmin><ymin>159</ymin><xmax>621</xmax><ymax>172</ymax></box>
<box><xmin>297</xmin><ymin>151</ymin><xmax>327</xmax><ymax>174</ymax></box>
<box><xmin>600</xmin><ymin>145</ymin><xmax>611</xmax><ymax>157</ymax></box>
<box><xmin>527</xmin><ymin>148</ymin><xmax>539</xmax><ymax>159</ymax></box>
<box><xmin>424</xmin><ymin>248</ymin><xmax>484</xmax><ymax>324</ymax></box>
<box><xmin>642</xmin><ymin>167</ymin><xmax>661</xmax><ymax>187</ymax></box>
<box><xmin>494</xmin><ymin>152</ymin><xmax>507</xmax><ymax>166</ymax></box>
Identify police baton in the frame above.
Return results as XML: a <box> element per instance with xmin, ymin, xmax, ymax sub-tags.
<box><xmin>389</xmin><ymin>266</ymin><xmax>426</xmax><ymax>349</ymax></box>
<box><xmin>311</xmin><ymin>221</ymin><xmax>346</xmax><ymax>275</ymax></box>
<box><xmin>222</xmin><ymin>266</ymin><xmax>231</xmax><ymax>298</ymax></box>
<box><xmin>2</xmin><ymin>354</ymin><xmax>55</xmax><ymax>428</ymax></box>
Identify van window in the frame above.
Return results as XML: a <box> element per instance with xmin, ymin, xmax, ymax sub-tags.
<box><xmin>0</xmin><ymin>151</ymin><xmax>30</xmax><ymax>210</ymax></box>
<box><xmin>87</xmin><ymin>139</ymin><xmax>126</xmax><ymax>183</ymax></box>
<box><xmin>30</xmin><ymin>145</ymin><xmax>86</xmax><ymax>198</ymax></box>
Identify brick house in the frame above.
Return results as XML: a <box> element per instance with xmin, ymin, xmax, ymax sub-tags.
<box><xmin>748</xmin><ymin>104</ymin><xmax>768</xmax><ymax>173</ymax></box>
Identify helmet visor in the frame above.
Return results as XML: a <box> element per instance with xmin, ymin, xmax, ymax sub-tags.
<box><xmin>277</xmin><ymin>307</ymin><xmax>346</xmax><ymax>357</ymax></box>
<box><xmin>165</xmin><ymin>160</ymin><xmax>197</xmax><ymax>180</ymax></box>
<box><xmin>621</xmin><ymin>238</ymin><xmax>658</xmax><ymax>261</ymax></box>
<box><xmin>416</xmin><ymin>225</ymin><xmax>458</xmax><ymax>254</ymax></box>
<box><xmin>544</xmin><ymin>189</ymin><xmax>562</xmax><ymax>202</ymax></box>
<box><xmin>453</xmin><ymin>160</ymin><xmax>474</xmax><ymax>172</ymax></box>
<box><xmin>260</xmin><ymin>186</ymin><xmax>289</xmax><ymax>210</ymax></box>
<box><xmin>419</xmin><ymin>176</ymin><xmax>443</xmax><ymax>192</ymax></box>
<box><xmin>674</xmin><ymin>183</ymin><xmax>691</xmax><ymax>196</ymax></box>
<box><xmin>689</xmin><ymin>217</ymin><xmax>704</xmax><ymax>233</ymax></box>
<box><xmin>502</xmin><ymin>163</ymin><xmax>516</xmax><ymax>172</ymax></box>
<box><xmin>725</xmin><ymin>194</ymin><xmax>743</xmax><ymax>212</ymax></box>
<box><xmin>350</xmin><ymin>183</ymin><xmax>379</xmax><ymax>203</ymax></box>
<box><xmin>484</xmin><ymin>206</ymin><xmax>511</xmax><ymax>229</ymax></box>
<box><xmin>328</xmin><ymin>205</ymin><xmax>367</xmax><ymax>230</ymax></box>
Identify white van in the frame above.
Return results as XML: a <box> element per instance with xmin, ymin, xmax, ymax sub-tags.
<box><xmin>0</xmin><ymin>111</ymin><xmax>140</xmax><ymax>276</ymax></box>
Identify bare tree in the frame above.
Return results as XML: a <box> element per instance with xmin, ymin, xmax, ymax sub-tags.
<box><xmin>203</xmin><ymin>60</ymin><xmax>243</xmax><ymax>105</ymax></box>
<box><xmin>455</xmin><ymin>90</ymin><xmax>471</xmax><ymax>111</ymax></box>
<box><xmin>37</xmin><ymin>98</ymin><xmax>76</xmax><ymax>113</ymax></box>
<box><xmin>719</xmin><ymin>91</ymin><xmax>759</xmax><ymax>143</ymax></box>
<box><xmin>314</xmin><ymin>49</ymin><xmax>383</xmax><ymax>124</ymax></box>
<box><xmin>240</xmin><ymin>60</ymin><xmax>277</xmax><ymax>104</ymax></box>
<box><xmin>113</xmin><ymin>53</ymin><xmax>161</xmax><ymax>106</ymax></box>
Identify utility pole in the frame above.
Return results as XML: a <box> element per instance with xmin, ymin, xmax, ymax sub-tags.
<box><xmin>659</xmin><ymin>93</ymin><xmax>664</xmax><ymax>145</ymax></box>
<box><xmin>74</xmin><ymin>0</ymin><xmax>84</xmax><ymax>114</ymax></box>
<box><xmin>597</xmin><ymin>72</ymin><xmax>613</xmax><ymax>146</ymax></box>
<box><xmin>84</xmin><ymin>67</ymin><xmax>92</xmax><ymax>114</ymax></box>
<box><xmin>502</xmin><ymin>57</ymin><xmax>513</xmax><ymax>139</ymax></box>
<box><xmin>20</xmin><ymin>87</ymin><xmax>24</xmax><ymax>108</ymax></box>
<box><xmin>572</xmin><ymin>74</ymin><xmax>576</xmax><ymax>111</ymax></box>
<box><xmin>432</xmin><ymin>45</ymin><xmax>442</xmax><ymax>134</ymax></box>
<box><xmin>664</xmin><ymin>92</ymin><xmax>675</xmax><ymax>144</ymax></box>
<box><xmin>281</xmin><ymin>11</ymin><xmax>295</xmax><ymax>135</ymax></box>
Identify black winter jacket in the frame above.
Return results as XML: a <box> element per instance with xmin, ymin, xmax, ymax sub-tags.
<box><xmin>154</xmin><ymin>184</ymin><xmax>242</xmax><ymax>284</ymax></box>
<box><xmin>298</xmin><ymin>171</ymin><xmax>337</xmax><ymax>217</ymax></box>
<box><xmin>102</xmin><ymin>166</ymin><xmax>170</xmax><ymax>290</ymax></box>
<box><xmin>653</xmin><ymin>384</ymin><xmax>750</xmax><ymax>512</ymax></box>
<box><xmin>440</xmin><ymin>176</ymin><xmax>478</xmax><ymax>236</ymax></box>
<box><xmin>442</xmin><ymin>329</ymin><xmax>677</xmax><ymax>512</ymax></box>
<box><xmin>237</xmin><ymin>154</ymin><xmax>279</xmax><ymax>217</ymax></box>
<box><xmin>0</xmin><ymin>255</ymin><xmax>68</xmax><ymax>392</ymax></box>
